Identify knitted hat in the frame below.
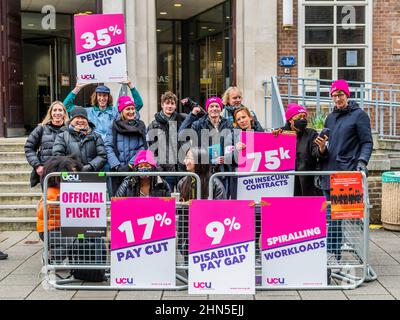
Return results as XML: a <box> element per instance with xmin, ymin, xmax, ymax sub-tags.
<box><xmin>285</xmin><ymin>104</ymin><xmax>308</xmax><ymax>121</ymax></box>
<box><xmin>118</xmin><ymin>96</ymin><xmax>135</xmax><ymax>113</ymax></box>
<box><xmin>133</xmin><ymin>150</ymin><xmax>157</xmax><ymax>167</ymax></box>
<box><xmin>205</xmin><ymin>97</ymin><xmax>224</xmax><ymax>111</ymax></box>
<box><xmin>330</xmin><ymin>80</ymin><xmax>350</xmax><ymax>97</ymax></box>
<box><xmin>70</xmin><ymin>106</ymin><xmax>89</xmax><ymax>121</ymax></box>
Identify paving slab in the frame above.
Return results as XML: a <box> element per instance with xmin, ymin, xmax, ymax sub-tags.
<box><xmin>0</xmin><ymin>285</ymin><xmax>37</xmax><ymax>299</ymax></box>
<box><xmin>298</xmin><ymin>290</ymin><xmax>348</xmax><ymax>300</ymax></box>
<box><xmin>162</xmin><ymin>296</ymin><xmax>208</xmax><ymax>300</ymax></box>
<box><xmin>377</xmin><ymin>276</ymin><xmax>400</xmax><ymax>289</ymax></box>
<box><xmin>255</xmin><ymin>295</ymin><xmax>301</xmax><ymax>300</ymax></box>
<box><xmin>116</xmin><ymin>291</ymin><xmax>163</xmax><ymax>300</ymax></box>
<box><xmin>208</xmin><ymin>295</ymin><xmax>254</xmax><ymax>300</ymax></box>
<box><xmin>346</xmin><ymin>294</ymin><xmax>395</xmax><ymax>300</ymax></box>
<box><xmin>72</xmin><ymin>290</ymin><xmax>118</xmax><ymax>299</ymax></box>
<box><xmin>385</xmin><ymin>289</ymin><xmax>400</xmax><ymax>299</ymax></box>
<box><xmin>344</xmin><ymin>280</ymin><xmax>389</xmax><ymax>295</ymax></box>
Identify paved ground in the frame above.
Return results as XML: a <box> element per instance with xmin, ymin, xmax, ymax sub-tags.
<box><xmin>0</xmin><ymin>228</ymin><xmax>399</xmax><ymax>300</ymax></box>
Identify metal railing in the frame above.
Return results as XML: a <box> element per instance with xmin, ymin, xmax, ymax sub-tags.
<box><xmin>263</xmin><ymin>76</ymin><xmax>400</xmax><ymax>139</ymax></box>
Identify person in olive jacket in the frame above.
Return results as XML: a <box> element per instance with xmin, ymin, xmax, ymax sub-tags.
<box><xmin>52</xmin><ymin>106</ymin><xmax>107</xmax><ymax>172</ymax></box>
<box><xmin>24</xmin><ymin>101</ymin><xmax>69</xmax><ymax>188</ymax></box>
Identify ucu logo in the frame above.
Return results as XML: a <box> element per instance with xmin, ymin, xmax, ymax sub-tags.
<box><xmin>81</xmin><ymin>74</ymin><xmax>95</xmax><ymax>80</ymax></box>
<box><xmin>115</xmin><ymin>277</ymin><xmax>134</xmax><ymax>285</ymax></box>
<box><xmin>266</xmin><ymin>277</ymin><xmax>285</xmax><ymax>285</ymax></box>
<box><xmin>193</xmin><ymin>282</ymin><xmax>212</xmax><ymax>289</ymax></box>
<box><xmin>62</xmin><ymin>174</ymin><xmax>80</xmax><ymax>182</ymax></box>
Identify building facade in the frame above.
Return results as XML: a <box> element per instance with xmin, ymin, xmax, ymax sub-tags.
<box><xmin>0</xmin><ymin>0</ymin><xmax>397</xmax><ymax>136</ymax></box>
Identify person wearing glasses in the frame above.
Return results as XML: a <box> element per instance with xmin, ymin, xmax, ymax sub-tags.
<box><xmin>318</xmin><ymin>79</ymin><xmax>373</xmax><ymax>265</ymax></box>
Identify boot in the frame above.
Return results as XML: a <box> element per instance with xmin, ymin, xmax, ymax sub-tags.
<box><xmin>0</xmin><ymin>251</ymin><xmax>8</xmax><ymax>260</ymax></box>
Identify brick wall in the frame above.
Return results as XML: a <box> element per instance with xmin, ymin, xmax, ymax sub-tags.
<box><xmin>373</xmin><ymin>0</ymin><xmax>400</xmax><ymax>84</ymax></box>
<box><xmin>368</xmin><ymin>172</ymin><xmax>383</xmax><ymax>224</ymax></box>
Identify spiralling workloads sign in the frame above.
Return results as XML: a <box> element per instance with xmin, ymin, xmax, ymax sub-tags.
<box><xmin>110</xmin><ymin>198</ymin><xmax>176</xmax><ymax>288</ymax></box>
<box><xmin>189</xmin><ymin>200</ymin><xmax>255</xmax><ymax>294</ymax></box>
<box><xmin>60</xmin><ymin>173</ymin><xmax>107</xmax><ymax>237</ymax></box>
<box><xmin>74</xmin><ymin>14</ymin><xmax>127</xmax><ymax>83</ymax></box>
<box><xmin>237</xmin><ymin>132</ymin><xmax>296</xmax><ymax>201</ymax></box>
<box><xmin>261</xmin><ymin>197</ymin><xmax>327</xmax><ymax>287</ymax></box>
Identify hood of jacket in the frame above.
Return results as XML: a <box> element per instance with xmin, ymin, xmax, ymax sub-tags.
<box><xmin>113</xmin><ymin>119</ymin><xmax>146</xmax><ymax>136</ymax></box>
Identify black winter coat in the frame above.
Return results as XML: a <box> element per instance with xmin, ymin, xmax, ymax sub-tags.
<box><xmin>320</xmin><ymin>101</ymin><xmax>373</xmax><ymax>190</ymax></box>
<box><xmin>177</xmin><ymin>176</ymin><xmax>225</xmax><ymax>200</ymax></box>
<box><xmin>147</xmin><ymin>111</ymin><xmax>187</xmax><ymax>172</ymax></box>
<box><xmin>52</xmin><ymin>127</ymin><xmax>107</xmax><ymax>171</ymax></box>
<box><xmin>115</xmin><ymin>176</ymin><xmax>171</xmax><ymax>197</ymax></box>
<box><xmin>24</xmin><ymin>123</ymin><xmax>65</xmax><ymax>187</ymax></box>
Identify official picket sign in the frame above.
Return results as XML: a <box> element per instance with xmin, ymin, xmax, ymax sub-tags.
<box><xmin>60</xmin><ymin>173</ymin><xmax>107</xmax><ymax>237</ymax></box>
<box><xmin>261</xmin><ymin>197</ymin><xmax>327</xmax><ymax>287</ymax></box>
<box><xmin>110</xmin><ymin>198</ymin><xmax>176</xmax><ymax>288</ymax></box>
<box><xmin>189</xmin><ymin>200</ymin><xmax>255</xmax><ymax>294</ymax></box>
<box><xmin>237</xmin><ymin>132</ymin><xmax>296</xmax><ymax>201</ymax></box>
<box><xmin>74</xmin><ymin>14</ymin><xmax>127</xmax><ymax>83</ymax></box>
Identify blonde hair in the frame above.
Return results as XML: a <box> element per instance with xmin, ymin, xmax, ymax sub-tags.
<box><xmin>222</xmin><ymin>86</ymin><xmax>243</xmax><ymax>106</ymax></box>
<box><xmin>41</xmin><ymin>101</ymin><xmax>69</xmax><ymax>125</ymax></box>
<box><xmin>90</xmin><ymin>91</ymin><xmax>113</xmax><ymax>107</ymax></box>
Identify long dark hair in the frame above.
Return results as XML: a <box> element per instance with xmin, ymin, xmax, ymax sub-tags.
<box><xmin>41</xmin><ymin>156</ymin><xmax>83</xmax><ymax>187</ymax></box>
<box><xmin>180</xmin><ymin>147</ymin><xmax>212</xmax><ymax>200</ymax></box>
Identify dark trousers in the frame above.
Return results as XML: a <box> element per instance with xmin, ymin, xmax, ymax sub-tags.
<box><xmin>323</xmin><ymin>190</ymin><xmax>343</xmax><ymax>260</ymax></box>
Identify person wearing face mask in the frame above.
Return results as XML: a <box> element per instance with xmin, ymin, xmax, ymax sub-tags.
<box><xmin>273</xmin><ymin>104</ymin><xmax>326</xmax><ymax>196</ymax></box>
<box><xmin>52</xmin><ymin>106</ymin><xmax>107</xmax><ymax>172</ymax></box>
<box><xmin>25</xmin><ymin>101</ymin><xmax>70</xmax><ymax>189</ymax></box>
<box><xmin>105</xmin><ymin>96</ymin><xmax>147</xmax><ymax>195</ymax></box>
<box><xmin>115</xmin><ymin>150</ymin><xmax>171</xmax><ymax>197</ymax></box>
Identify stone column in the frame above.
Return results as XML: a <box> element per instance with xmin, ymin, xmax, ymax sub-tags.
<box><xmin>236</xmin><ymin>0</ymin><xmax>277</xmax><ymax>129</ymax></box>
<box><xmin>102</xmin><ymin>0</ymin><xmax>157</xmax><ymax>125</ymax></box>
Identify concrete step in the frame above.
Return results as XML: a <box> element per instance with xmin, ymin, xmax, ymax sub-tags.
<box><xmin>0</xmin><ymin>217</ymin><xmax>36</xmax><ymax>231</ymax></box>
<box><xmin>0</xmin><ymin>205</ymin><xmax>37</xmax><ymax>217</ymax></box>
<box><xmin>0</xmin><ymin>182</ymin><xmax>41</xmax><ymax>193</ymax></box>
<box><xmin>390</xmin><ymin>159</ymin><xmax>400</xmax><ymax>169</ymax></box>
<box><xmin>370</xmin><ymin>153</ymin><xmax>388</xmax><ymax>160</ymax></box>
<box><xmin>0</xmin><ymin>143</ymin><xmax>26</xmax><ymax>152</ymax></box>
<box><xmin>0</xmin><ymin>193</ymin><xmax>42</xmax><ymax>205</ymax></box>
<box><xmin>0</xmin><ymin>152</ymin><xmax>27</xmax><ymax>161</ymax></box>
<box><xmin>0</xmin><ymin>172</ymin><xmax>31</xmax><ymax>182</ymax></box>
<box><xmin>0</xmin><ymin>161</ymin><xmax>32</xmax><ymax>172</ymax></box>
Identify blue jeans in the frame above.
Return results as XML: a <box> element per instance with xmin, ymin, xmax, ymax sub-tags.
<box><xmin>323</xmin><ymin>190</ymin><xmax>342</xmax><ymax>260</ymax></box>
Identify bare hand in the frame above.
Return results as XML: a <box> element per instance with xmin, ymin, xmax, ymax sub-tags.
<box><xmin>36</xmin><ymin>166</ymin><xmax>44</xmax><ymax>176</ymax></box>
<box><xmin>236</xmin><ymin>142</ymin><xmax>246</xmax><ymax>151</ymax></box>
<box><xmin>121</xmin><ymin>77</ymin><xmax>133</xmax><ymax>88</ymax></box>
<box><xmin>272</xmin><ymin>128</ymin><xmax>283</xmax><ymax>137</ymax></box>
<box><xmin>73</xmin><ymin>82</ymin><xmax>89</xmax><ymax>94</ymax></box>
<box><xmin>192</xmin><ymin>106</ymin><xmax>202</xmax><ymax>115</ymax></box>
<box><xmin>217</xmin><ymin>156</ymin><xmax>225</xmax><ymax>165</ymax></box>
<box><xmin>315</xmin><ymin>136</ymin><xmax>328</xmax><ymax>154</ymax></box>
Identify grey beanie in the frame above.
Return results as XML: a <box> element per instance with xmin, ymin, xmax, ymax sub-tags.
<box><xmin>70</xmin><ymin>106</ymin><xmax>88</xmax><ymax>121</ymax></box>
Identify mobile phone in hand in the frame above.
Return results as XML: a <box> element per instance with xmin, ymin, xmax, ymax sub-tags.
<box><xmin>319</xmin><ymin>128</ymin><xmax>330</xmax><ymax>138</ymax></box>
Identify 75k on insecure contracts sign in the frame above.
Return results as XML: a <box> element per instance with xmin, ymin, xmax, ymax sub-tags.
<box><xmin>60</xmin><ymin>173</ymin><xmax>107</xmax><ymax>237</ymax></box>
<box><xmin>74</xmin><ymin>14</ymin><xmax>127</xmax><ymax>83</ymax></box>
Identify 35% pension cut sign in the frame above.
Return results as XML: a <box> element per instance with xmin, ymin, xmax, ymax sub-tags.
<box><xmin>206</xmin><ymin>217</ymin><xmax>241</xmax><ymax>245</ymax></box>
<box><xmin>81</xmin><ymin>25</ymin><xmax>122</xmax><ymax>50</ymax></box>
<box><xmin>118</xmin><ymin>212</ymin><xmax>172</xmax><ymax>244</ymax></box>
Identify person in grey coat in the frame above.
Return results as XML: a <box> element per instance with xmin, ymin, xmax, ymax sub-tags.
<box><xmin>24</xmin><ymin>101</ymin><xmax>69</xmax><ymax>188</ymax></box>
<box><xmin>52</xmin><ymin>106</ymin><xmax>107</xmax><ymax>172</ymax></box>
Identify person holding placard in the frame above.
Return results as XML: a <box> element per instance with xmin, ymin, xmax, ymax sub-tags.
<box><xmin>115</xmin><ymin>150</ymin><xmax>171</xmax><ymax>198</ymax></box>
<box><xmin>25</xmin><ymin>101</ymin><xmax>70</xmax><ymax>189</ymax></box>
<box><xmin>63</xmin><ymin>78</ymin><xmax>143</xmax><ymax>141</ymax></box>
<box><xmin>273</xmin><ymin>104</ymin><xmax>326</xmax><ymax>196</ymax></box>
<box><xmin>52</xmin><ymin>106</ymin><xmax>107</xmax><ymax>172</ymax></box>
<box><xmin>105</xmin><ymin>95</ymin><xmax>147</xmax><ymax>195</ymax></box>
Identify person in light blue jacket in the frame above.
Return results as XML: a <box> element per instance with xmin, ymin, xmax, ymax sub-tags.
<box><xmin>63</xmin><ymin>79</ymin><xmax>144</xmax><ymax>142</ymax></box>
<box><xmin>104</xmin><ymin>95</ymin><xmax>147</xmax><ymax>195</ymax></box>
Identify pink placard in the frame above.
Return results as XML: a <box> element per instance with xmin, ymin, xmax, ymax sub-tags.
<box><xmin>189</xmin><ymin>200</ymin><xmax>254</xmax><ymax>253</ymax></box>
<box><xmin>110</xmin><ymin>198</ymin><xmax>175</xmax><ymax>251</ymax></box>
<box><xmin>261</xmin><ymin>197</ymin><xmax>327</xmax><ymax>251</ymax></box>
<box><xmin>74</xmin><ymin>14</ymin><xmax>125</xmax><ymax>55</ymax></box>
<box><xmin>238</xmin><ymin>132</ymin><xmax>296</xmax><ymax>172</ymax></box>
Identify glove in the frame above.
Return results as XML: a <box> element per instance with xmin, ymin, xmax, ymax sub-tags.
<box><xmin>82</xmin><ymin>164</ymin><xmax>93</xmax><ymax>172</ymax></box>
<box><xmin>356</xmin><ymin>161</ymin><xmax>368</xmax><ymax>177</ymax></box>
<box><xmin>117</xmin><ymin>165</ymin><xmax>130</xmax><ymax>172</ymax></box>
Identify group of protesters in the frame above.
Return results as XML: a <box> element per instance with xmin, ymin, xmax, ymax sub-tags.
<box><xmin>17</xmin><ymin>77</ymin><xmax>373</xmax><ymax>266</ymax></box>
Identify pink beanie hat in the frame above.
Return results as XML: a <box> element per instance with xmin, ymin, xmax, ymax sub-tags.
<box><xmin>117</xmin><ymin>96</ymin><xmax>135</xmax><ymax>113</ymax></box>
<box><xmin>133</xmin><ymin>150</ymin><xmax>157</xmax><ymax>167</ymax></box>
<box><xmin>205</xmin><ymin>97</ymin><xmax>224</xmax><ymax>111</ymax></box>
<box><xmin>285</xmin><ymin>104</ymin><xmax>308</xmax><ymax>121</ymax></box>
<box><xmin>330</xmin><ymin>80</ymin><xmax>350</xmax><ymax>97</ymax></box>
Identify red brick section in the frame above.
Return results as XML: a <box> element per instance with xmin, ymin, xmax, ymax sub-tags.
<box><xmin>368</xmin><ymin>173</ymin><xmax>383</xmax><ymax>224</ymax></box>
<box><xmin>373</xmin><ymin>0</ymin><xmax>400</xmax><ymax>84</ymax></box>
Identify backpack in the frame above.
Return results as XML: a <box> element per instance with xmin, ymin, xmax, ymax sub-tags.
<box><xmin>69</xmin><ymin>238</ymin><xmax>107</xmax><ymax>282</ymax></box>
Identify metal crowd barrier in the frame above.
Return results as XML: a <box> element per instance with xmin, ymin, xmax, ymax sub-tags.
<box><xmin>209</xmin><ymin>171</ymin><xmax>377</xmax><ymax>290</ymax></box>
<box><xmin>42</xmin><ymin>172</ymin><xmax>200</xmax><ymax>291</ymax></box>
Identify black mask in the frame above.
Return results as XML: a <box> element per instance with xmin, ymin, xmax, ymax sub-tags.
<box><xmin>294</xmin><ymin>119</ymin><xmax>308</xmax><ymax>131</ymax></box>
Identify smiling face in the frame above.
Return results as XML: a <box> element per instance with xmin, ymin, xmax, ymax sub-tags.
<box><xmin>162</xmin><ymin>99</ymin><xmax>177</xmax><ymax>117</ymax></box>
<box><xmin>184</xmin><ymin>149</ymin><xmax>195</xmax><ymax>173</ymax></box>
<box><xmin>51</xmin><ymin>103</ymin><xmax>66</xmax><ymax>125</ymax></box>
<box><xmin>97</xmin><ymin>93</ymin><xmax>109</xmax><ymax>108</ymax></box>
<box><xmin>121</xmin><ymin>105</ymin><xmax>136</xmax><ymax>121</ymax></box>
<box><xmin>228</xmin><ymin>89</ymin><xmax>242</xmax><ymax>107</ymax></box>
<box><xmin>331</xmin><ymin>90</ymin><xmax>349</xmax><ymax>109</ymax></box>
<box><xmin>207</xmin><ymin>103</ymin><xmax>222</xmax><ymax>119</ymax></box>
<box><xmin>70</xmin><ymin>116</ymin><xmax>88</xmax><ymax>131</ymax></box>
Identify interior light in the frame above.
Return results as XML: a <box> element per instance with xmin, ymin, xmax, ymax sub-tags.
<box><xmin>174</xmin><ymin>3</ymin><xmax>183</xmax><ymax>7</ymax></box>
<box><xmin>160</xmin><ymin>12</ymin><xmax>168</xmax><ymax>15</ymax></box>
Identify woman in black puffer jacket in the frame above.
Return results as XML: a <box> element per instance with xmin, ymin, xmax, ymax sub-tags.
<box><xmin>24</xmin><ymin>101</ymin><xmax>69</xmax><ymax>188</ymax></box>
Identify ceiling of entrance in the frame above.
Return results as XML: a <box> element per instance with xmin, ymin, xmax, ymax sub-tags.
<box><xmin>21</xmin><ymin>0</ymin><xmax>96</xmax><ymax>14</ymax></box>
<box><xmin>157</xmin><ymin>0</ymin><xmax>226</xmax><ymax>20</ymax></box>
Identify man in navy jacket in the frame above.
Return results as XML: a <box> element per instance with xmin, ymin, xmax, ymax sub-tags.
<box><xmin>318</xmin><ymin>79</ymin><xmax>373</xmax><ymax>262</ymax></box>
